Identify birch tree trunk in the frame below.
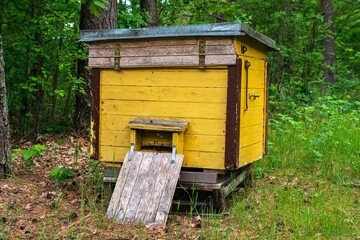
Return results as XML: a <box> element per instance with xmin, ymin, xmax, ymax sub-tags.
<box><xmin>321</xmin><ymin>0</ymin><xmax>336</xmax><ymax>84</ymax></box>
<box><xmin>0</xmin><ymin>34</ymin><xmax>11</xmax><ymax>178</ymax></box>
<box><xmin>75</xmin><ymin>0</ymin><xmax>117</xmax><ymax>133</ymax></box>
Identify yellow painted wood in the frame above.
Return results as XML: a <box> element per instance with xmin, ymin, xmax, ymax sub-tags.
<box><xmin>101</xmin><ymin>86</ymin><xmax>227</xmax><ymax>103</ymax></box>
<box><xmin>240</xmin><ymin>58</ymin><xmax>266</xmax><ymax>89</ymax></box>
<box><xmin>101</xmin><ymin>100</ymin><xmax>226</xmax><ymax>119</ymax></box>
<box><xmin>100</xmin><ymin>130</ymin><xmax>225</xmax><ymax>153</ymax></box>
<box><xmin>90</xmin><ymin>120</ymin><xmax>94</xmax><ymax>157</ymax></box>
<box><xmin>239</xmin><ymin>141</ymin><xmax>263</xmax><ymax>167</ymax></box>
<box><xmin>240</xmin><ymin>124</ymin><xmax>263</xmax><ymax>148</ymax></box>
<box><xmin>240</xmin><ymin>107</ymin><xmax>264</xmax><ymax>128</ymax></box>
<box><xmin>101</xmin><ymin>69</ymin><xmax>228</xmax><ymax>88</ymax></box>
<box><xmin>234</xmin><ymin>35</ymin><xmax>268</xmax><ymax>59</ymax></box>
<box><xmin>240</xmin><ymin>88</ymin><xmax>265</xmax><ymax>109</ymax></box>
<box><xmin>263</xmin><ymin>62</ymin><xmax>268</xmax><ymax>154</ymax></box>
<box><xmin>172</xmin><ymin>132</ymin><xmax>185</xmax><ymax>154</ymax></box>
<box><xmin>100</xmin><ymin>115</ymin><xmax>226</xmax><ymax>136</ymax></box>
<box><xmin>100</xmin><ymin>146</ymin><xmax>225</xmax><ymax>169</ymax></box>
<box><xmin>130</xmin><ymin>129</ymin><xmax>141</xmax><ymax>151</ymax></box>
<box><xmin>182</xmin><ymin>151</ymin><xmax>224</xmax><ymax>169</ymax></box>
<box><xmin>127</xmin><ymin>123</ymin><xmax>188</xmax><ymax>132</ymax></box>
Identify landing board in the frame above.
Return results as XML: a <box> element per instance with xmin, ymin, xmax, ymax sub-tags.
<box><xmin>107</xmin><ymin>151</ymin><xmax>184</xmax><ymax>226</ymax></box>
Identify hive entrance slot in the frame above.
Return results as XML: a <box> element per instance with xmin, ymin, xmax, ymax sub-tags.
<box><xmin>127</xmin><ymin>118</ymin><xmax>189</xmax><ymax>155</ymax></box>
<box><xmin>140</xmin><ymin>130</ymin><xmax>172</xmax><ymax>152</ymax></box>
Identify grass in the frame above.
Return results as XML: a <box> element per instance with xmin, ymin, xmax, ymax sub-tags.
<box><xmin>0</xmin><ymin>95</ymin><xmax>359</xmax><ymax>239</ymax></box>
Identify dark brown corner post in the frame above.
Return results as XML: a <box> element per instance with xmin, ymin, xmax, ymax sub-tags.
<box><xmin>225</xmin><ymin>58</ymin><xmax>242</xmax><ymax>169</ymax></box>
<box><xmin>91</xmin><ymin>68</ymin><xmax>100</xmax><ymax>160</ymax></box>
<box><xmin>265</xmin><ymin>62</ymin><xmax>270</xmax><ymax>155</ymax></box>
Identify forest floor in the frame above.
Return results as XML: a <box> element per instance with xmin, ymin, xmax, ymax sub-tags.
<box><xmin>0</xmin><ymin>134</ymin><xmax>235</xmax><ymax>239</ymax></box>
<box><xmin>1</xmin><ymin>130</ymin><xmax>360</xmax><ymax>239</ymax></box>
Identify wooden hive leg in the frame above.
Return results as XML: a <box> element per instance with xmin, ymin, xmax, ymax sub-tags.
<box><xmin>213</xmin><ymin>189</ymin><xmax>226</xmax><ymax>211</ymax></box>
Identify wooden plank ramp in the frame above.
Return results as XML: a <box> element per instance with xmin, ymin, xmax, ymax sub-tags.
<box><xmin>107</xmin><ymin>151</ymin><xmax>183</xmax><ymax>226</ymax></box>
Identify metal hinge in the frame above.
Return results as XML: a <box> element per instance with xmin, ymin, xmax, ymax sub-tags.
<box><xmin>114</xmin><ymin>43</ymin><xmax>121</xmax><ymax>71</ymax></box>
<box><xmin>199</xmin><ymin>39</ymin><xmax>205</xmax><ymax>70</ymax></box>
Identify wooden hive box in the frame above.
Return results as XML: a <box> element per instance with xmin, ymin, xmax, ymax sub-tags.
<box><xmin>79</xmin><ymin>22</ymin><xmax>276</xmax><ymax>174</ymax></box>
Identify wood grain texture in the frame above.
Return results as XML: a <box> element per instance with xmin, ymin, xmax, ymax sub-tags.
<box><xmin>154</xmin><ymin>153</ymin><xmax>183</xmax><ymax>225</ymax></box>
<box><xmin>101</xmin><ymin>69</ymin><xmax>228</xmax><ymax>88</ymax></box>
<box><xmin>234</xmin><ymin>35</ymin><xmax>268</xmax><ymax>59</ymax></box>
<box><xmin>89</xmin><ymin>55</ymin><xmax>236</xmax><ymax>68</ymax></box>
<box><xmin>225</xmin><ymin>58</ymin><xmax>241</xmax><ymax>169</ymax></box>
<box><xmin>87</xmin><ymin>37</ymin><xmax>236</xmax><ymax>69</ymax></box>
<box><xmin>101</xmin><ymin>100</ymin><xmax>226</xmax><ymax>119</ymax></box>
<box><xmin>106</xmin><ymin>151</ymin><xmax>183</xmax><ymax>226</ymax></box>
<box><xmin>90</xmin><ymin>68</ymin><xmax>100</xmax><ymax>160</ymax></box>
<box><xmin>99</xmin><ymin>146</ymin><xmax>225</xmax><ymax>169</ymax></box>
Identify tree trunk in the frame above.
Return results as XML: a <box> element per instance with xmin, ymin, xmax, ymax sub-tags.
<box><xmin>75</xmin><ymin>0</ymin><xmax>117</xmax><ymax>133</ymax></box>
<box><xmin>0</xmin><ymin>34</ymin><xmax>11</xmax><ymax>178</ymax></box>
<box><xmin>321</xmin><ymin>0</ymin><xmax>336</xmax><ymax>84</ymax></box>
<box><xmin>140</xmin><ymin>0</ymin><xmax>158</xmax><ymax>27</ymax></box>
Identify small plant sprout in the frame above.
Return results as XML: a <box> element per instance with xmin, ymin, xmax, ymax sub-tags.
<box><xmin>13</xmin><ymin>144</ymin><xmax>48</xmax><ymax>168</ymax></box>
<box><xmin>48</xmin><ymin>167</ymin><xmax>74</xmax><ymax>191</ymax></box>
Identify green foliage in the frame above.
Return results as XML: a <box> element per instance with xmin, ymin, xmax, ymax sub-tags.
<box><xmin>48</xmin><ymin>167</ymin><xmax>74</xmax><ymax>191</ymax></box>
<box><xmin>49</xmin><ymin>167</ymin><xmax>74</xmax><ymax>183</ymax></box>
<box><xmin>13</xmin><ymin>145</ymin><xmax>48</xmax><ymax>168</ymax></box>
<box><xmin>266</xmin><ymin>95</ymin><xmax>360</xmax><ymax>182</ymax></box>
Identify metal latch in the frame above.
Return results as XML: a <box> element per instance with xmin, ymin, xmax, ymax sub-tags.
<box><xmin>114</xmin><ymin>43</ymin><xmax>121</xmax><ymax>71</ymax></box>
<box><xmin>128</xmin><ymin>143</ymin><xmax>135</xmax><ymax>161</ymax></box>
<box><xmin>249</xmin><ymin>94</ymin><xmax>260</xmax><ymax>100</ymax></box>
<box><xmin>199</xmin><ymin>39</ymin><xmax>205</xmax><ymax>70</ymax></box>
<box><xmin>241</xmin><ymin>45</ymin><xmax>247</xmax><ymax>54</ymax></box>
<box><xmin>171</xmin><ymin>145</ymin><xmax>176</xmax><ymax>164</ymax></box>
<box><xmin>244</xmin><ymin>60</ymin><xmax>251</xmax><ymax>111</ymax></box>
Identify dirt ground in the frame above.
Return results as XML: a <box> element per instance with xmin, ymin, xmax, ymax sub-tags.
<box><xmin>0</xmin><ymin>134</ymin><xmax>221</xmax><ymax>239</ymax></box>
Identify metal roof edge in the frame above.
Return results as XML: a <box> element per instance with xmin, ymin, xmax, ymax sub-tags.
<box><xmin>79</xmin><ymin>22</ymin><xmax>277</xmax><ymax>50</ymax></box>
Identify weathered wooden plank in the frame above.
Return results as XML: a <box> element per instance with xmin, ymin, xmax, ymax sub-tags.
<box><xmin>206</xmin><ymin>38</ymin><xmax>233</xmax><ymax>46</ymax></box>
<box><xmin>205</xmin><ymin>55</ymin><xmax>236</xmax><ymax>66</ymax></box>
<box><xmin>89</xmin><ymin>45</ymin><xmax>199</xmax><ymax>58</ymax></box>
<box><xmin>89</xmin><ymin>55</ymin><xmax>236</xmax><ymax>68</ymax></box>
<box><xmin>222</xmin><ymin>165</ymin><xmax>252</xmax><ymax>197</ymax></box>
<box><xmin>89</xmin><ymin>44</ymin><xmax>235</xmax><ymax>58</ymax></box>
<box><xmin>101</xmin><ymin>69</ymin><xmax>228</xmax><ymax>88</ymax></box>
<box><xmin>141</xmin><ymin>153</ymin><xmax>171</xmax><ymax>223</ymax></box>
<box><xmin>128</xmin><ymin>118</ymin><xmax>189</xmax><ymax>131</ymax></box>
<box><xmin>89</xmin><ymin>38</ymin><xmax>199</xmax><ymax>49</ymax></box>
<box><xmin>154</xmin><ymin>153</ymin><xmax>183</xmax><ymax>225</ymax></box>
<box><xmin>122</xmin><ymin>152</ymin><xmax>154</xmax><ymax>223</ymax></box>
<box><xmin>89</xmin><ymin>57</ymin><xmax>113</xmax><ymax>68</ymax></box>
<box><xmin>111</xmin><ymin>151</ymin><xmax>145</xmax><ymax>222</ymax></box>
<box><xmin>101</xmin><ymin>86</ymin><xmax>227</xmax><ymax>103</ymax></box>
<box><xmin>134</xmin><ymin>153</ymin><xmax>164</xmax><ymax>223</ymax></box>
<box><xmin>106</xmin><ymin>151</ymin><xmax>131</xmax><ymax>219</ymax></box>
<box><xmin>179</xmin><ymin>171</ymin><xmax>218</xmax><ymax>184</ymax></box>
<box><xmin>206</xmin><ymin>44</ymin><xmax>236</xmax><ymax>55</ymax></box>
<box><xmin>101</xmin><ymin>100</ymin><xmax>226</xmax><ymax>119</ymax></box>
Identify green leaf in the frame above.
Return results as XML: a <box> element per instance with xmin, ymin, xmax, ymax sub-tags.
<box><xmin>23</xmin><ymin>151</ymin><xmax>34</xmax><ymax>160</ymax></box>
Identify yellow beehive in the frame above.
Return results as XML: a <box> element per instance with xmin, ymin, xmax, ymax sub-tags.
<box><xmin>79</xmin><ymin>22</ymin><xmax>276</xmax><ymax>171</ymax></box>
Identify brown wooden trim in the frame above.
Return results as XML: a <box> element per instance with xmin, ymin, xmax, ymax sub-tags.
<box><xmin>265</xmin><ymin>62</ymin><xmax>270</xmax><ymax>155</ymax></box>
<box><xmin>91</xmin><ymin>68</ymin><xmax>100</xmax><ymax>160</ymax></box>
<box><xmin>225</xmin><ymin>58</ymin><xmax>242</xmax><ymax>169</ymax></box>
